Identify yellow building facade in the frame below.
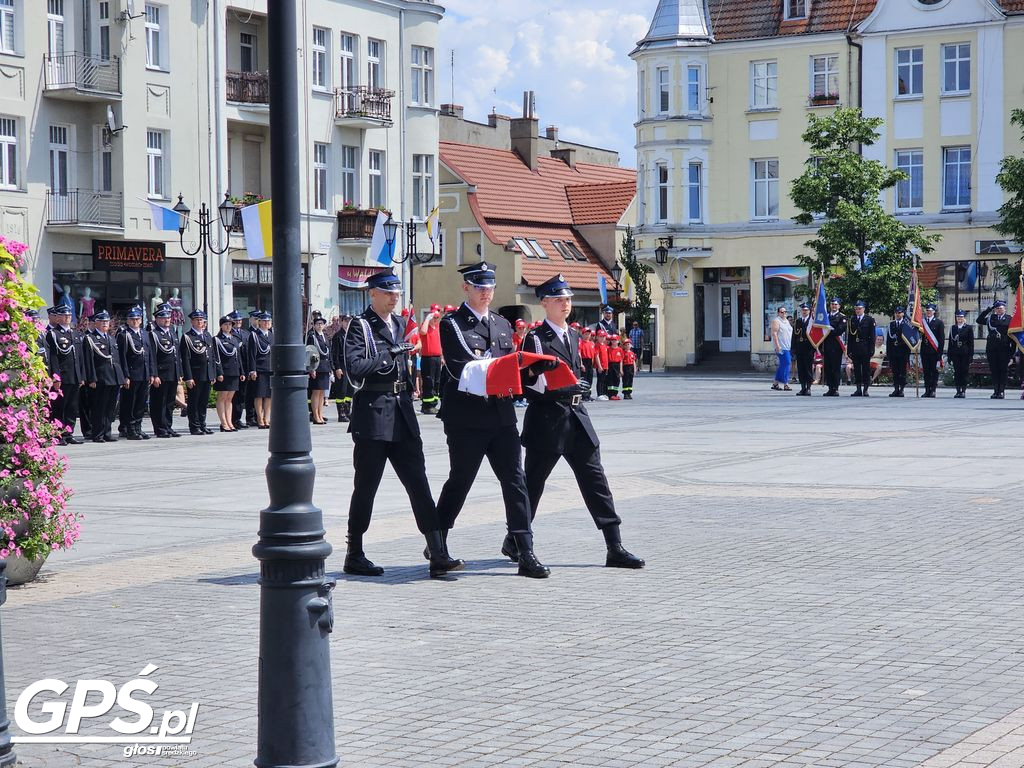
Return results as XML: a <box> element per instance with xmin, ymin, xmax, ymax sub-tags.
<box><xmin>632</xmin><ymin>0</ymin><xmax>1024</xmax><ymax>370</ymax></box>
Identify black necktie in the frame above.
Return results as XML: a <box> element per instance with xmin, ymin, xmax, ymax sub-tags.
<box><xmin>563</xmin><ymin>332</ymin><xmax>571</xmax><ymax>353</ymax></box>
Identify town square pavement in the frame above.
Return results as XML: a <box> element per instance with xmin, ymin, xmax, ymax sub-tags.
<box><xmin>5</xmin><ymin>374</ymin><xmax>1024</xmax><ymax>767</ymax></box>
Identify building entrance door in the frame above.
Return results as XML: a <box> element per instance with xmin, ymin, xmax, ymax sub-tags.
<box><xmin>718</xmin><ymin>284</ymin><xmax>751</xmax><ymax>352</ymax></box>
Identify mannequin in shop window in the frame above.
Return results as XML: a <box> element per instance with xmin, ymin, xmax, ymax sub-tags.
<box><xmin>78</xmin><ymin>287</ymin><xmax>96</xmax><ymax>324</ymax></box>
<box><xmin>150</xmin><ymin>287</ymin><xmax>164</xmax><ymax>319</ymax></box>
<box><xmin>57</xmin><ymin>284</ymin><xmax>76</xmax><ymax>323</ymax></box>
<box><xmin>168</xmin><ymin>288</ymin><xmax>185</xmax><ymax>330</ymax></box>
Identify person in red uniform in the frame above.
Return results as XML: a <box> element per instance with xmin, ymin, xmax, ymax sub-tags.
<box><xmin>594</xmin><ymin>330</ymin><xmax>609</xmax><ymax>400</ymax></box>
<box><xmin>606</xmin><ymin>334</ymin><xmax>624</xmax><ymax>400</ymax></box>
<box><xmin>622</xmin><ymin>338</ymin><xmax>637</xmax><ymax>400</ymax></box>
<box><xmin>513</xmin><ymin>319</ymin><xmax>528</xmax><ymax>350</ymax></box>
<box><xmin>418</xmin><ymin>303</ymin><xmax>443</xmax><ymax>414</ymax></box>
<box><xmin>578</xmin><ymin>326</ymin><xmax>595</xmax><ymax>401</ymax></box>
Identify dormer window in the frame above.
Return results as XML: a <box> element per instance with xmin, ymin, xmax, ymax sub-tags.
<box><xmin>785</xmin><ymin>0</ymin><xmax>807</xmax><ymax>20</ymax></box>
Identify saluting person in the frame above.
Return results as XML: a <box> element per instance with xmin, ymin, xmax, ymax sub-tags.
<box><xmin>791</xmin><ymin>303</ymin><xmax>815</xmax><ymax>396</ymax></box>
<box><xmin>847</xmin><ymin>300</ymin><xmax>876</xmax><ymax>397</ymax></box>
<box><xmin>82</xmin><ymin>310</ymin><xmax>127</xmax><ymax>442</ymax></box>
<box><xmin>886</xmin><ymin>306</ymin><xmax>912</xmax><ymax>397</ymax></box>
<box><xmin>180</xmin><ymin>309</ymin><xmax>222</xmax><ymax>435</ymax></box>
<box><xmin>948</xmin><ymin>309</ymin><xmax>974</xmax><ymax>398</ymax></box>
<box><xmin>44</xmin><ymin>305</ymin><xmax>85</xmax><ymax>444</ymax></box>
<box><xmin>116</xmin><ymin>305</ymin><xmax>155</xmax><ymax>439</ymax></box>
<box><xmin>920</xmin><ymin>303</ymin><xmax>945</xmax><ymax>398</ymax></box>
<box><xmin>149</xmin><ymin>303</ymin><xmax>183</xmax><ymax>437</ymax></box>
<box><xmin>977</xmin><ymin>300</ymin><xmax>1013</xmax><ymax>399</ymax></box>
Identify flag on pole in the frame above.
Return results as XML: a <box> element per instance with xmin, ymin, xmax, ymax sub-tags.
<box><xmin>147</xmin><ymin>200</ymin><xmax>181</xmax><ymax>231</ymax></box>
<box><xmin>403</xmin><ymin>308</ymin><xmax>419</xmax><ymax>344</ymax></box>
<box><xmin>808</xmin><ymin>273</ymin><xmax>832</xmax><ymax>350</ymax></box>
<box><xmin>1009</xmin><ymin>274</ymin><xmax>1024</xmax><ymax>353</ymax></box>
<box><xmin>622</xmin><ymin>268</ymin><xmax>634</xmax><ymax>301</ymax></box>
<box><xmin>597</xmin><ymin>275</ymin><xmax>609</xmax><ymax>306</ymax></box>
<box><xmin>240</xmin><ymin>200</ymin><xmax>273</xmax><ymax>261</ymax></box>
<box><xmin>370</xmin><ymin>210</ymin><xmax>395</xmax><ymax>266</ymax></box>
<box><xmin>903</xmin><ymin>267</ymin><xmax>923</xmax><ymax>352</ymax></box>
<box><xmin>909</xmin><ymin>265</ymin><xmax>939</xmax><ymax>352</ymax></box>
<box><xmin>425</xmin><ymin>205</ymin><xmax>440</xmax><ymax>244</ymax></box>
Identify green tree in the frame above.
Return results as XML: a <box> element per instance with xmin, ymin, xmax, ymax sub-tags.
<box><xmin>618</xmin><ymin>226</ymin><xmax>653</xmax><ymax>332</ymax></box>
<box><xmin>790</xmin><ymin>107</ymin><xmax>940</xmax><ymax>314</ymax></box>
<box><xmin>993</xmin><ymin>108</ymin><xmax>1024</xmax><ymax>287</ymax></box>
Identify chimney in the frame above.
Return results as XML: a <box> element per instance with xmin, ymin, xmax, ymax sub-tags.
<box><xmin>488</xmin><ymin>111</ymin><xmax>510</xmax><ymax>128</ymax></box>
<box><xmin>550</xmin><ymin>147</ymin><xmax>577</xmax><ymax>169</ymax></box>
<box><xmin>440</xmin><ymin>103</ymin><xmax>464</xmax><ymax>118</ymax></box>
<box><xmin>545</xmin><ymin>125</ymin><xmax>558</xmax><ymax>141</ymax></box>
<box><xmin>510</xmin><ymin>90</ymin><xmax>539</xmax><ymax>171</ymax></box>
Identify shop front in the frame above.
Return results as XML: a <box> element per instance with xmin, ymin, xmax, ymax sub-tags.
<box><xmin>232</xmin><ymin>259</ymin><xmax>309</xmax><ymax>318</ymax></box>
<box><xmin>338</xmin><ymin>265</ymin><xmax>386</xmax><ymax>316</ymax></box>
<box><xmin>697</xmin><ymin>267</ymin><xmax>752</xmax><ymax>354</ymax></box>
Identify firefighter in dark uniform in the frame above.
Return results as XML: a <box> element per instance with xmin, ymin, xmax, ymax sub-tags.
<box><xmin>791</xmin><ymin>303</ymin><xmax>814</xmax><ymax>396</ymax></box>
<box><xmin>920</xmin><ymin>303</ymin><xmax>945</xmax><ymax>397</ymax></box>
<box><xmin>243</xmin><ymin>309</ymin><xmax>262</xmax><ymax>426</ymax></box>
<box><xmin>342</xmin><ymin>269</ymin><xmax>462</xmax><ymax>579</ymax></box>
<box><xmin>822</xmin><ymin>297</ymin><xmax>846</xmax><ymax>396</ymax></box>
<box><xmin>516</xmin><ymin>275</ymin><xmax>645</xmax><ymax>569</ymax></box>
<box><xmin>434</xmin><ymin>261</ymin><xmax>549</xmax><ymax>578</ymax></box>
<box><xmin>948</xmin><ymin>309</ymin><xmax>974</xmax><ymax>398</ymax></box>
<box><xmin>116</xmin><ymin>305</ymin><xmax>155</xmax><ymax>440</ymax></box>
<box><xmin>179</xmin><ymin>309</ymin><xmax>222</xmax><ymax>435</ymax></box>
<box><xmin>229</xmin><ymin>310</ymin><xmax>251</xmax><ymax>429</ymax></box>
<box><xmin>595</xmin><ymin>305</ymin><xmax>616</xmax><ymax>334</ymax></box>
<box><xmin>149</xmin><ymin>303</ymin><xmax>183</xmax><ymax>437</ymax></box>
<box><xmin>44</xmin><ymin>305</ymin><xmax>85</xmax><ymax>444</ymax></box>
<box><xmin>82</xmin><ymin>310</ymin><xmax>127</xmax><ymax>442</ymax></box>
<box><xmin>886</xmin><ymin>306</ymin><xmax>912</xmax><ymax>397</ymax></box>
<box><xmin>977</xmin><ymin>300</ymin><xmax>1013</xmax><ymax>399</ymax></box>
<box><xmin>847</xmin><ymin>300</ymin><xmax>876</xmax><ymax>397</ymax></box>
<box><xmin>330</xmin><ymin>314</ymin><xmax>353</xmax><ymax>423</ymax></box>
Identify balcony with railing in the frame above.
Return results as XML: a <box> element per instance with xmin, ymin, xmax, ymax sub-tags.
<box><xmin>46</xmin><ymin>189</ymin><xmax>123</xmax><ymax>229</ymax></box>
<box><xmin>43</xmin><ymin>52</ymin><xmax>122</xmax><ymax>100</ymax></box>
<box><xmin>337</xmin><ymin>209</ymin><xmax>379</xmax><ymax>241</ymax></box>
<box><xmin>334</xmin><ymin>87</ymin><xmax>394</xmax><ymax>128</ymax></box>
<box><xmin>226</xmin><ymin>70</ymin><xmax>270</xmax><ymax>105</ymax></box>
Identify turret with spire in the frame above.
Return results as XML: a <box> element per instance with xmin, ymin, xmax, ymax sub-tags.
<box><xmin>632</xmin><ymin>0</ymin><xmax>713</xmax><ymax>54</ymax></box>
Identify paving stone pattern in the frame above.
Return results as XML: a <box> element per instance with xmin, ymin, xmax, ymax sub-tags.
<box><xmin>5</xmin><ymin>375</ymin><xmax>1024</xmax><ymax>767</ymax></box>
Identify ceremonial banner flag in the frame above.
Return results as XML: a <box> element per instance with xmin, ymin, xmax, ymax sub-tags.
<box><xmin>403</xmin><ymin>309</ymin><xmax>419</xmax><ymax>344</ymax></box>
<box><xmin>597</xmin><ymin>275</ymin><xmax>609</xmax><ymax>306</ymax></box>
<box><xmin>240</xmin><ymin>200</ymin><xmax>273</xmax><ymax>261</ymax></box>
<box><xmin>425</xmin><ymin>205</ymin><xmax>440</xmax><ymax>244</ymax></box>
<box><xmin>370</xmin><ymin>210</ymin><xmax>396</xmax><ymax>266</ymax></box>
<box><xmin>903</xmin><ymin>267</ymin><xmax>923</xmax><ymax>352</ymax></box>
<box><xmin>1009</xmin><ymin>274</ymin><xmax>1024</xmax><ymax>353</ymax></box>
<box><xmin>909</xmin><ymin>266</ymin><xmax>939</xmax><ymax>352</ymax></box>
<box><xmin>147</xmin><ymin>200</ymin><xmax>181</xmax><ymax>231</ymax></box>
<box><xmin>457</xmin><ymin>352</ymin><xmax>577</xmax><ymax>399</ymax></box>
<box><xmin>808</xmin><ymin>274</ymin><xmax>832</xmax><ymax>350</ymax></box>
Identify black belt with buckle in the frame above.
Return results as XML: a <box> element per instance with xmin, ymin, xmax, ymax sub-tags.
<box><xmin>361</xmin><ymin>381</ymin><xmax>407</xmax><ymax>394</ymax></box>
<box><xmin>555</xmin><ymin>394</ymin><xmax>582</xmax><ymax>407</ymax></box>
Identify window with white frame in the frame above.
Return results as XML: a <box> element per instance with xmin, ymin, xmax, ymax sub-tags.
<box><xmin>656</xmin><ymin>164</ymin><xmax>669</xmax><ymax>222</ymax></box>
<box><xmin>810</xmin><ymin>54</ymin><xmax>838</xmax><ymax>99</ymax></box>
<box><xmin>552</xmin><ymin>240</ymin><xmax>574</xmax><ymax>261</ymax></box>
<box><xmin>412</xmin><ymin>154</ymin><xmax>434</xmax><ymax>219</ymax></box>
<box><xmin>47</xmin><ymin>0</ymin><xmax>64</xmax><ymax>58</ymax></box>
<box><xmin>527</xmin><ymin>239</ymin><xmax>548</xmax><ymax>260</ymax></box>
<box><xmin>0</xmin><ymin>0</ymin><xmax>14</xmax><ymax>55</ymax></box>
<box><xmin>49</xmin><ymin>125</ymin><xmax>69</xmax><ymax>194</ymax></box>
<box><xmin>411</xmin><ymin>46</ymin><xmax>434</xmax><ymax>106</ymax></box>
<box><xmin>146</xmin><ymin>129</ymin><xmax>165</xmax><ymax>198</ymax></box>
<box><xmin>339</xmin><ymin>33</ymin><xmax>355</xmax><ymax>90</ymax></box>
<box><xmin>0</xmin><ymin>117</ymin><xmax>16</xmax><ymax>189</ymax></box>
<box><xmin>657</xmin><ymin>67</ymin><xmax>669</xmax><ymax>114</ymax></box>
<box><xmin>97</xmin><ymin>1</ymin><xmax>110</xmax><ymax>61</ymax></box>
<box><xmin>368</xmin><ymin>150</ymin><xmax>384</xmax><ymax>209</ymax></box>
<box><xmin>941</xmin><ymin>43</ymin><xmax>970</xmax><ymax>95</ymax></box>
<box><xmin>896</xmin><ymin>47</ymin><xmax>923</xmax><ymax>97</ymax></box>
<box><xmin>688</xmin><ymin>163</ymin><xmax>702</xmax><ymax>222</ymax></box>
<box><xmin>145</xmin><ymin>4</ymin><xmax>162</xmax><ymax>69</ymax></box>
<box><xmin>513</xmin><ymin>237</ymin><xmax>535</xmax><ymax>259</ymax></box>
<box><xmin>240</xmin><ymin>31</ymin><xmax>256</xmax><ymax>73</ymax></box>
<box><xmin>367</xmin><ymin>38</ymin><xmax>383</xmax><ymax>90</ymax></box>
<box><xmin>312</xmin><ymin>142</ymin><xmax>328</xmax><ymax>212</ymax></box>
<box><xmin>752</xmin><ymin>159</ymin><xmax>779</xmax><ymax>219</ymax></box>
<box><xmin>751</xmin><ymin>60</ymin><xmax>777</xmax><ymax>108</ymax></box>
<box><xmin>311</xmin><ymin>27</ymin><xmax>328</xmax><ymax>89</ymax></box>
<box><xmin>95</xmin><ymin>126</ymin><xmax>112</xmax><ymax>192</ymax></box>
<box><xmin>942</xmin><ymin>146</ymin><xmax>971</xmax><ymax>209</ymax></box>
<box><xmin>687</xmin><ymin>65</ymin><xmax>701</xmax><ymax>113</ymax></box>
<box><xmin>895</xmin><ymin>149</ymin><xmax>923</xmax><ymax>211</ymax></box>
<box><xmin>340</xmin><ymin>145</ymin><xmax>357</xmax><ymax>207</ymax></box>
<box><xmin>785</xmin><ymin>0</ymin><xmax>807</xmax><ymax>19</ymax></box>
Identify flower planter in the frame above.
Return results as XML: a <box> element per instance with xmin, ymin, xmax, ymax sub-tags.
<box><xmin>4</xmin><ymin>551</ymin><xmax>47</xmax><ymax>586</ymax></box>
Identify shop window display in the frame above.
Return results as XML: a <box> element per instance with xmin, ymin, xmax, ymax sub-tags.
<box><xmin>762</xmin><ymin>266</ymin><xmax>810</xmax><ymax>341</ymax></box>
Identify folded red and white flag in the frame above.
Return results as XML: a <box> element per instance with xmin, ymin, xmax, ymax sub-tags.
<box><xmin>457</xmin><ymin>352</ymin><xmax>576</xmax><ymax>398</ymax></box>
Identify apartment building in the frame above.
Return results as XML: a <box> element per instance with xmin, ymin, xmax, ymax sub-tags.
<box><xmin>631</xmin><ymin>0</ymin><xmax>1024</xmax><ymax>369</ymax></box>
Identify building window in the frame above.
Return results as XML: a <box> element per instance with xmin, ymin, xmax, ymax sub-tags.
<box><xmin>657</xmin><ymin>67</ymin><xmax>669</xmax><ymax>114</ymax></box>
<box><xmin>943</xmin><ymin>146</ymin><xmax>971</xmax><ymax>209</ymax></box>
<box><xmin>688</xmin><ymin>163</ymin><xmax>702</xmax><ymax>222</ymax></box>
<box><xmin>0</xmin><ymin>117</ymin><xmax>16</xmax><ymax>189</ymax></box>
<box><xmin>656</xmin><ymin>164</ymin><xmax>669</xmax><ymax>223</ymax></box>
<box><xmin>312</xmin><ymin>142</ymin><xmax>328</xmax><ymax>213</ymax></box>
<box><xmin>368</xmin><ymin>150</ymin><xmax>384</xmax><ymax>209</ymax></box>
<box><xmin>47</xmin><ymin>0</ymin><xmax>64</xmax><ymax>58</ymax></box>
<box><xmin>784</xmin><ymin>0</ymin><xmax>807</xmax><ymax>20</ymax></box>
<box><xmin>895</xmin><ymin>149</ymin><xmax>923</xmax><ymax>211</ymax></box>
<box><xmin>687</xmin><ymin>65</ymin><xmax>701</xmax><ymax>113</ymax></box>
<box><xmin>340</xmin><ymin>145</ymin><xmax>357</xmax><ymax>207</ymax></box>
<box><xmin>411</xmin><ymin>46</ymin><xmax>434</xmax><ymax>106</ymax></box>
<box><xmin>896</xmin><ymin>47</ymin><xmax>923</xmax><ymax>96</ymax></box>
<box><xmin>941</xmin><ymin>43</ymin><xmax>970</xmax><ymax>95</ymax></box>
<box><xmin>240</xmin><ymin>31</ymin><xmax>256</xmax><ymax>73</ymax></box>
<box><xmin>367</xmin><ymin>38</ymin><xmax>383</xmax><ymax>90</ymax></box>
<box><xmin>49</xmin><ymin>125</ymin><xmax>68</xmax><ymax>194</ymax></box>
<box><xmin>810</xmin><ymin>54</ymin><xmax>839</xmax><ymax>99</ymax></box>
<box><xmin>552</xmin><ymin>240</ymin><xmax>574</xmax><ymax>261</ymax></box>
<box><xmin>146</xmin><ymin>129</ymin><xmax>165</xmax><ymax>199</ymax></box>
<box><xmin>412</xmin><ymin>154</ymin><xmax>434</xmax><ymax>219</ymax></box>
<box><xmin>751</xmin><ymin>60</ymin><xmax>778</xmax><ymax>109</ymax></box>
<box><xmin>762</xmin><ymin>266</ymin><xmax>811</xmax><ymax>341</ymax></box>
<box><xmin>339</xmin><ymin>33</ymin><xmax>356</xmax><ymax>90</ymax></box>
<box><xmin>311</xmin><ymin>27</ymin><xmax>327</xmax><ymax>89</ymax></box>
<box><xmin>95</xmin><ymin>126</ymin><xmax>112</xmax><ymax>192</ymax></box>
<box><xmin>145</xmin><ymin>4</ymin><xmax>162</xmax><ymax>69</ymax></box>
<box><xmin>564</xmin><ymin>241</ymin><xmax>588</xmax><ymax>262</ymax></box>
<box><xmin>0</xmin><ymin>0</ymin><xmax>14</xmax><ymax>54</ymax></box>
<box><xmin>752</xmin><ymin>159</ymin><xmax>779</xmax><ymax>220</ymax></box>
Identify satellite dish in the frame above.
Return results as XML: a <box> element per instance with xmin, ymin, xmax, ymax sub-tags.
<box><xmin>125</xmin><ymin>0</ymin><xmax>136</xmax><ymax>16</ymax></box>
<box><xmin>103</xmin><ymin>106</ymin><xmax>126</xmax><ymax>144</ymax></box>
<box><xmin>106</xmin><ymin>105</ymin><xmax>117</xmax><ymax>133</ymax></box>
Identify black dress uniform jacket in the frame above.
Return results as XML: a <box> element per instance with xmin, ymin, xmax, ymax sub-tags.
<box><xmin>150</xmin><ymin>325</ymin><xmax>182</xmax><ymax>380</ymax></box>
<box><xmin>214</xmin><ymin>331</ymin><xmax>244</xmax><ymax>378</ymax></box>
<box><xmin>45</xmin><ymin>325</ymin><xmax>84</xmax><ymax>384</ymax></box>
<box><xmin>83</xmin><ymin>329</ymin><xmax>127</xmax><ymax>385</ymax></box>
<box><xmin>180</xmin><ymin>328</ymin><xmax>221</xmax><ymax>382</ymax></box>
<box><xmin>116</xmin><ymin>326</ymin><xmax>155</xmax><ymax>380</ymax></box>
<box><xmin>846</xmin><ymin>314</ymin><xmax>876</xmax><ymax>358</ymax></box>
<box><xmin>977</xmin><ymin>308</ymin><xmax>1013</xmax><ymax>355</ymax></box>
<box><xmin>922</xmin><ymin>317</ymin><xmax>945</xmax><ymax>357</ymax></box>
<box><xmin>948</xmin><ymin>322</ymin><xmax>974</xmax><ymax>357</ymax></box>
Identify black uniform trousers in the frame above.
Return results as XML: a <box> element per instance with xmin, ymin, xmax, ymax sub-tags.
<box><xmin>119</xmin><ymin>380</ymin><xmax>150</xmax><ymax>432</ymax></box>
<box><xmin>823</xmin><ymin>345</ymin><xmax>843</xmax><ymax>390</ymax></box>
<box><xmin>950</xmin><ymin>353</ymin><xmax>971</xmax><ymax>391</ymax></box>
<box><xmin>150</xmin><ymin>380</ymin><xmax>177</xmax><ymax>434</ymax></box>
<box><xmin>244</xmin><ymin>378</ymin><xmax>257</xmax><ymax>423</ymax></box>
<box><xmin>347</xmin><ymin>416</ymin><xmax>439</xmax><ymax>535</ymax></box>
<box><xmin>437</xmin><ymin>424</ymin><xmax>532</xmax><ymax>535</ymax></box>
<box><xmin>851</xmin><ymin>354</ymin><xmax>872</xmax><ymax>390</ymax></box>
<box><xmin>795</xmin><ymin>349</ymin><xmax>814</xmax><ymax>389</ymax></box>
<box><xmin>89</xmin><ymin>384</ymin><xmax>119</xmax><ymax>440</ymax></box>
<box><xmin>596</xmin><ymin>369</ymin><xmax>607</xmax><ymax>398</ymax></box>
<box><xmin>420</xmin><ymin>356</ymin><xmax>442</xmax><ymax>405</ymax></box>
<box><xmin>606</xmin><ymin>366</ymin><xmax>621</xmax><ymax>395</ymax></box>
<box><xmin>890</xmin><ymin>355</ymin><xmax>909</xmax><ymax>390</ymax></box>
<box><xmin>922</xmin><ymin>351</ymin><xmax>941</xmax><ymax>391</ymax></box>
<box><xmin>622</xmin><ymin>364</ymin><xmax>635</xmax><ymax>394</ymax></box>
<box><xmin>525</xmin><ymin>422</ymin><xmax>621</xmax><ymax>531</ymax></box>
<box><xmin>52</xmin><ymin>380</ymin><xmax>81</xmax><ymax>435</ymax></box>
<box><xmin>987</xmin><ymin>348</ymin><xmax>1011</xmax><ymax>394</ymax></box>
<box><xmin>581</xmin><ymin>359</ymin><xmax>594</xmax><ymax>395</ymax></box>
<box><xmin>79</xmin><ymin>386</ymin><xmax>93</xmax><ymax>436</ymax></box>
<box><xmin>186</xmin><ymin>381</ymin><xmax>212</xmax><ymax>431</ymax></box>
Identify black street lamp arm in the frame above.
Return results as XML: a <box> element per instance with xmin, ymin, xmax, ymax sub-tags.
<box><xmin>388</xmin><ymin>216</ymin><xmax>440</xmax><ymax>265</ymax></box>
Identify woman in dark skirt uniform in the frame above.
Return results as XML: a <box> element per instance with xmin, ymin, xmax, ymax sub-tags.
<box><xmin>213</xmin><ymin>316</ymin><xmax>244</xmax><ymax>432</ymax></box>
<box><xmin>247</xmin><ymin>312</ymin><xmax>274</xmax><ymax>428</ymax></box>
<box><xmin>306</xmin><ymin>315</ymin><xmax>332</xmax><ymax>424</ymax></box>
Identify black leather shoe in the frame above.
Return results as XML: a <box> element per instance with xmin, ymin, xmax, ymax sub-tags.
<box><xmin>127</xmin><ymin>432</ymin><xmax>143</xmax><ymax>440</ymax></box>
<box><xmin>823</xmin><ymin>390</ymin><xmax>839</xmax><ymax>397</ymax></box>
<box><xmin>169</xmin><ymin>431</ymin><xmax>182</xmax><ymax>437</ymax></box>
<box><xmin>424</xmin><ymin>531</ymin><xmax>464</xmax><ymax>578</ymax></box>
<box><xmin>103</xmin><ymin>435</ymin><xmax>118</xmax><ymax>442</ymax></box>
<box><xmin>190</xmin><ymin>429</ymin><xmax>203</xmax><ymax>435</ymax></box>
<box><xmin>343</xmin><ymin>553</ymin><xmax>384</xmax><ymax>576</ymax></box>
<box><xmin>889</xmin><ymin>391</ymin><xmax>900</xmax><ymax>397</ymax></box>
<box><xmin>155</xmin><ymin>432</ymin><xmax>172</xmax><ymax>438</ymax></box>
<box><xmin>92</xmin><ymin>437</ymin><xmax>105</xmax><ymax>444</ymax></box>
<box><xmin>202</xmin><ymin>427</ymin><xmax>214</xmax><ymax>434</ymax></box>
<box><xmin>851</xmin><ymin>389</ymin><xmax>863</xmax><ymax>397</ymax></box>
<box><xmin>517</xmin><ymin>549</ymin><xmax>550</xmax><ymax>579</ymax></box>
<box><xmin>65</xmin><ymin>436</ymin><xmax>84</xmax><ymax>445</ymax></box>
<box><xmin>606</xmin><ymin>544</ymin><xmax>645</xmax><ymax>569</ymax></box>
<box><xmin>500</xmin><ymin>533</ymin><xmax>519</xmax><ymax>562</ymax></box>
<box><xmin>233</xmin><ymin>422</ymin><xmax>249</xmax><ymax>430</ymax></box>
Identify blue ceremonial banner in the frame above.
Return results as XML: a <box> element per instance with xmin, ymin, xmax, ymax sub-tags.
<box><xmin>597</xmin><ymin>274</ymin><xmax>608</xmax><ymax>305</ymax></box>
<box><xmin>147</xmin><ymin>200</ymin><xmax>180</xmax><ymax>231</ymax></box>
<box><xmin>900</xmin><ymin>319</ymin><xmax>920</xmax><ymax>351</ymax></box>
<box><xmin>808</xmin><ymin>274</ymin><xmax>832</xmax><ymax>350</ymax></box>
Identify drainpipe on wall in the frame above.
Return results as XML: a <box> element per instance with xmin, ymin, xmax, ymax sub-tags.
<box><xmin>213</xmin><ymin>0</ymin><xmax>226</xmax><ymax>314</ymax></box>
<box><xmin>846</xmin><ymin>33</ymin><xmax>864</xmax><ymax>153</ymax></box>
<box><xmin>399</xmin><ymin>8</ymin><xmax>409</xmax><ymax>305</ymax></box>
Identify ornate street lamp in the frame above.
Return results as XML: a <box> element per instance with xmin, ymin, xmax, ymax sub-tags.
<box><xmin>610</xmin><ymin>262</ymin><xmax>623</xmax><ymax>293</ymax></box>
<box><xmin>390</xmin><ymin>217</ymin><xmax>441</xmax><ymax>265</ymax></box>
<box><xmin>655</xmin><ymin>236</ymin><xmax>673</xmax><ymax>266</ymax></box>
<box><xmin>173</xmin><ymin>191</ymin><xmax>235</xmax><ymax>314</ymax></box>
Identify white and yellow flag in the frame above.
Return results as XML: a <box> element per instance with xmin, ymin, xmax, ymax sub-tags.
<box><xmin>425</xmin><ymin>205</ymin><xmax>440</xmax><ymax>244</ymax></box>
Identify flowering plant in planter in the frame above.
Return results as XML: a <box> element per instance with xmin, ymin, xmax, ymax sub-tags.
<box><xmin>0</xmin><ymin>236</ymin><xmax>78</xmax><ymax>563</ymax></box>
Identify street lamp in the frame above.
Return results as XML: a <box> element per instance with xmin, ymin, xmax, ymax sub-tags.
<box><xmin>655</xmin><ymin>236</ymin><xmax>673</xmax><ymax>266</ymax></box>
<box><xmin>610</xmin><ymin>262</ymin><xmax>623</xmax><ymax>295</ymax></box>
<box><xmin>390</xmin><ymin>217</ymin><xmax>441</xmax><ymax>265</ymax></box>
<box><xmin>173</xmin><ymin>191</ymin><xmax>235</xmax><ymax>314</ymax></box>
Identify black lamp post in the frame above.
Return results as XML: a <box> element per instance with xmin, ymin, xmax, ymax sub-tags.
<box><xmin>173</xmin><ymin>192</ymin><xmax>235</xmax><ymax>315</ymax></box>
<box><xmin>252</xmin><ymin>1</ymin><xmax>337</xmax><ymax>767</ymax></box>
<box><xmin>0</xmin><ymin>561</ymin><xmax>14</xmax><ymax>767</ymax></box>
<box><xmin>610</xmin><ymin>262</ymin><xmax>623</xmax><ymax>297</ymax></box>
<box><xmin>655</xmin><ymin>236</ymin><xmax>672</xmax><ymax>266</ymax></box>
<box><xmin>390</xmin><ymin>216</ymin><xmax>442</xmax><ymax>265</ymax></box>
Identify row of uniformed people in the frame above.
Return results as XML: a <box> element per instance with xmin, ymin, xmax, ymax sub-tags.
<box><xmin>789</xmin><ymin>298</ymin><xmax>1008</xmax><ymax>399</ymax></box>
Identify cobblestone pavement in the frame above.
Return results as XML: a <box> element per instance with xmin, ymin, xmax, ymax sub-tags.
<box><xmin>5</xmin><ymin>374</ymin><xmax>1024</xmax><ymax>767</ymax></box>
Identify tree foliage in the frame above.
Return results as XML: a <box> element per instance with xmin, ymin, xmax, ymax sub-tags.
<box><xmin>618</xmin><ymin>226</ymin><xmax>653</xmax><ymax>331</ymax></box>
<box><xmin>993</xmin><ymin>108</ymin><xmax>1024</xmax><ymax>287</ymax></box>
<box><xmin>790</xmin><ymin>108</ymin><xmax>940</xmax><ymax>314</ymax></box>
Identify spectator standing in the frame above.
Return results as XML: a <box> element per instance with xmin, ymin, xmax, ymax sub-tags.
<box><xmin>628</xmin><ymin>322</ymin><xmax>645</xmax><ymax>362</ymax></box>
<box><xmin>770</xmin><ymin>306</ymin><xmax>792</xmax><ymax>391</ymax></box>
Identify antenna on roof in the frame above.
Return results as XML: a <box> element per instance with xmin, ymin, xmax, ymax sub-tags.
<box><xmin>450</xmin><ymin>49</ymin><xmax>455</xmax><ymax>106</ymax></box>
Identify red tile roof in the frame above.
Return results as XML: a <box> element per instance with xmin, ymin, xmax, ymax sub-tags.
<box><xmin>487</xmin><ymin>223</ymin><xmax>610</xmax><ymax>290</ymax></box>
<box><xmin>566</xmin><ymin>182</ymin><xmax>637</xmax><ymax>225</ymax></box>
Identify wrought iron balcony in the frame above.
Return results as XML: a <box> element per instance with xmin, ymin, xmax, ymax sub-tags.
<box><xmin>46</xmin><ymin>189</ymin><xmax>123</xmax><ymax>228</ymax></box>
<box><xmin>43</xmin><ymin>52</ymin><xmax>122</xmax><ymax>99</ymax></box>
<box><xmin>226</xmin><ymin>70</ymin><xmax>270</xmax><ymax>104</ymax></box>
<box><xmin>334</xmin><ymin>87</ymin><xmax>394</xmax><ymax>127</ymax></box>
<box><xmin>336</xmin><ymin>209</ymin><xmax>378</xmax><ymax>240</ymax></box>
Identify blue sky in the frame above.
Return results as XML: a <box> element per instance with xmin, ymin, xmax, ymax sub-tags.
<box><xmin>438</xmin><ymin>0</ymin><xmax>655</xmax><ymax>166</ymax></box>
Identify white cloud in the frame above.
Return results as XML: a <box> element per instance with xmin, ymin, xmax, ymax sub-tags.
<box><xmin>439</xmin><ymin>0</ymin><xmax>654</xmax><ymax>164</ymax></box>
